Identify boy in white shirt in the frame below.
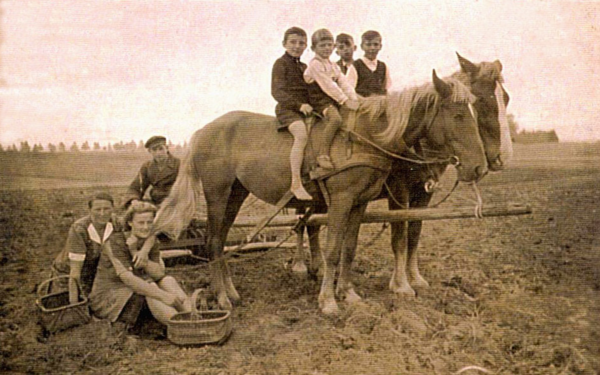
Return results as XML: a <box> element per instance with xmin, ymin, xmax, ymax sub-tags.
<box><xmin>304</xmin><ymin>29</ymin><xmax>359</xmax><ymax>170</ymax></box>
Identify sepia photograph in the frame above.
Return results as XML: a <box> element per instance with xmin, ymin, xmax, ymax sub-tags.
<box><xmin>0</xmin><ymin>0</ymin><xmax>598</xmax><ymax>373</ymax></box>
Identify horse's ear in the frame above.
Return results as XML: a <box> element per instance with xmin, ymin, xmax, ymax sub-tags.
<box><xmin>432</xmin><ymin>69</ymin><xmax>452</xmax><ymax>99</ymax></box>
<box><xmin>456</xmin><ymin>52</ymin><xmax>479</xmax><ymax>76</ymax></box>
<box><xmin>493</xmin><ymin>59</ymin><xmax>503</xmax><ymax>72</ymax></box>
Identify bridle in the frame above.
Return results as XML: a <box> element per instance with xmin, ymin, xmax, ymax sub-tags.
<box><xmin>374</xmin><ymin>97</ymin><xmax>478</xmax><ymax>209</ymax></box>
<box><xmin>344</xmin><ymin>100</ymin><xmax>462</xmax><ymax>167</ymax></box>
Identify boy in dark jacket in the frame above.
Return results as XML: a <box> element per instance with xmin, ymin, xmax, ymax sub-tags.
<box><xmin>271</xmin><ymin>27</ymin><xmax>313</xmax><ymax>200</ymax></box>
<box><xmin>124</xmin><ymin>136</ymin><xmax>180</xmax><ymax>207</ymax></box>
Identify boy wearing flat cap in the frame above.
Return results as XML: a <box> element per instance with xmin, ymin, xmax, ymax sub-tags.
<box><xmin>124</xmin><ymin>136</ymin><xmax>180</xmax><ymax>207</ymax></box>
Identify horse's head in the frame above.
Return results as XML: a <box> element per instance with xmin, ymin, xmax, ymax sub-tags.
<box><xmin>456</xmin><ymin>53</ymin><xmax>513</xmax><ymax>171</ymax></box>
<box><xmin>363</xmin><ymin>71</ymin><xmax>487</xmax><ymax>183</ymax></box>
<box><xmin>425</xmin><ymin>70</ymin><xmax>487</xmax><ymax>182</ymax></box>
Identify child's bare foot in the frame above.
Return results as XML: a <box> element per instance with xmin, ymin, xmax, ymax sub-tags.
<box><xmin>317</xmin><ymin>155</ymin><xmax>335</xmax><ymax>170</ymax></box>
<box><xmin>291</xmin><ymin>186</ymin><xmax>312</xmax><ymax>200</ymax></box>
<box><xmin>172</xmin><ymin>296</ymin><xmax>187</xmax><ymax>312</ymax></box>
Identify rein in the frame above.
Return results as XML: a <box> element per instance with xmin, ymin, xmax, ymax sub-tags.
<box><xmin>342</xmin><ymin>102</ymin><xmax>458</xmax><ymax>166</ymax></box>
<box><xmin>345</xmin><ymin>129</ymin><xmax>455</xmax><ymax>165</ymax></box>
<box><xmin>429</xmin><ymin>179</ymin><xmax>460</xmax><ymax>208</ymax></box>
<box><xmin>383</xmin><ymin>174</ymin><xmax>459</xmax><ymax>210</ymax></box>
<box><xmin>380</xmin><ymin>101</ymin><xmax>463</xmax><ymax>210</ymax></box>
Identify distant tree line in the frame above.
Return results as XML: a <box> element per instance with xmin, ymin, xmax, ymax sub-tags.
<box><xmin>0</xmin><ymin>115</ymin><xmax>559</xmax><ymax>153</ymax></box>
<box><xmin>0</xmin><ymin>140</ymin><xmax>188</xmax><ymax>153</ymax></box>
<box><xmin>508</xmin><ymin>114</ymin><xmax>559</xmax><ymax>143</ymax></box>
<box><xmin>513</xmin><ymin>130</ymin><xmax>559</xmax><ymax>144</ymax></box>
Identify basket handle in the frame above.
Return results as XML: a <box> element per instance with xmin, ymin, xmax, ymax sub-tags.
<box><xmin>190</xmin><ymin>288</ymin><xmax>209</xmax><ymax>316</ymax></box>
<box><xmin>37</xmin><ymin>275</ymin><xmax>83</xmax><ymax>299</ymax></box>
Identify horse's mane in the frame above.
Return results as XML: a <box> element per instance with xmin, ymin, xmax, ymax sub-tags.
<box><xmin>450</xmin><ymin>60</ymin><xmax>504</xmax><ymax>86</ymax></box>
<box><xmin>360</xmin><ymin>78</ymin><xmax>475</xmax><ymax>148</ymax></box>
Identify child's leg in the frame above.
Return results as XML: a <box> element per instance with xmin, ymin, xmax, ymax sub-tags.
<box><xmin>317</xmin><ymin>106</ymin><xmax>342</xmax><ymax>169</ymax></box>
<box><xmin>288</xmin><ymin>121</ymin><xmax>312</xmax><ymax>200</ymax></box>
<box><xmin>146</xmin><ymin>277</ymin><xmax>192</xmax><ymax>325</ymax></box>
<box><xmin>158</xmin><ymin>276</ymin><xmax>192</xmax><ymax>312</ymax></box>
<box><xmin>146</xmin><ymin>297</ymin><xmax>178</xmax><ymax>325</ymax></box>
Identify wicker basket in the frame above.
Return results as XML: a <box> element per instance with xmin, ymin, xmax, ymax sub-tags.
<box><xmin>167</xmin><ymin>289</ymin><xmax>232</xmax><ymax>346</ymax></box>
<box><xmin>36</xmin><ymin>276</ymin><xmax>91</xmax><ymax>333</ymax></box>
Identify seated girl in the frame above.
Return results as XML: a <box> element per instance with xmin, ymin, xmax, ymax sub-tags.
<box><xmin>89</xmin><ymin>201</ymin><xmax>191</xmax><ymax>329</ymax></box>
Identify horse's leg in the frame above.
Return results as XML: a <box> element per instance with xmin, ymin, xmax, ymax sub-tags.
<box><xmin>307</xmin><ymin>224</ymin><xmax>321</xmax><ymax>280</ymax></box>
<box><xmin>388</xmin><ymin>221</ymin><xmax>415</xmax><ymax>297</ymax></box>
<box><xmin>336</xmin><ymin>202</ymin><xmax>368</xmax><ymax>304</ymax></box>
<box><xmin>291</xmin><ymin>208</ymin><xmax>308</xmax><ymax>275</ymax></box>
<box><xmin>319</xmin><ymin>195</ymin><xmax>353</xmax><ymax>315</ymax></box>
<box><xmin>206</xmin><ymin>191</ymin><xmax>234</xmax><ymax>311</ymax></box>
<box><xmin>218</xmin><ymin>179</ymin><xmax>250</xmax><ymax>302</ymax></box>
<box><xmin>205</xmin><ymin>178</ymin><xmax>247</xmax><ymax>311</ymax></box>
<box><xmin>387</xmin><ymin>186</ymin><xmax>415</xmax><ymax>297</ymax></box>
<box><xmin>406</xmin><ymin>220</ymin><xmax>429</xmax><ymax>289</ymax></box>
<box><xmin>291</xmin><ymin>224</ymin><xmax>308</xmax><ymax>274</ymax></box>
<box><xmin>306</xmin><ymin>203</ymin><xmax>327</xmax><ymax>279</ymax></box>
<box><xmin>406</xmin><ymin>192</ymin><xmax>434</xmax><ymax>289</ymax></box>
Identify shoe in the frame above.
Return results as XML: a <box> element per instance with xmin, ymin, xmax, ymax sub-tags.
<box><xmin>316</xmin><ymin>155</ymin><xmax>335</xmax><ymax>170</ymax></box>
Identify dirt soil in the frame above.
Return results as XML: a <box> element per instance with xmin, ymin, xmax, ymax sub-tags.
<box><xmin>1</xmin><ymin>143</ymin><xmax>599</xmax><ymax>374</ymax></box>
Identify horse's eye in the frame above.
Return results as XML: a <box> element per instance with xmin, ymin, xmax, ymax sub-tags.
<box><xmin>454</xmin><ymin>113</ymin><xmax>464</xmax><ymax>121</ymax></box>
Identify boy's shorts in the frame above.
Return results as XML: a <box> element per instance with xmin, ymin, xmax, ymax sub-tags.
<box><xmin>275</xmin><ymin>105</ymin><xmax>304</xmax><ymax>131</ymax></box>
<box><xmin>314</xmin><ymin>101</ymin><xmax>340</xmax><ymax>117</ymax></box>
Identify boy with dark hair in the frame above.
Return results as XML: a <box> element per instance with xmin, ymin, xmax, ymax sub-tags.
<box><xmin>304</xmin><ymin>28</ymin><xmax>359</xmax><ymax>170</ymax></box>
<box><xmin>335</xmin><ymin>33</ymin><xmax>357</xmax><ymax>75</ymax></box>
<box><xmin>349</xmin><ymin>30</ymin><xmax>392</xmax><ymax>97</ymax></box>
<box><xmin>271</xmin><ymin>26</ymin><xmax>313</xmax><ymax>200</ymax></box>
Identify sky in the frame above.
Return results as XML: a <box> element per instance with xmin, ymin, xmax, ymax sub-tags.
<box><xmin>0</xmin><ymin>0</ymin><xmax>599</xmax><ymax>146</ymax></box>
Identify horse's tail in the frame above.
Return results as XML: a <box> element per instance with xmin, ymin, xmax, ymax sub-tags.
<box><xmin>154</xmin><ymin>131</ymin><xmax>203</xmax><ymax>239</ymax></box>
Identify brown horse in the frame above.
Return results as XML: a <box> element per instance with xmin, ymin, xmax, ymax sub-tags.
<box><xmin>291</xmin><ymin>54</ymin><xmax>512</xmax><ymax>298</ymax></box>
<box><xmin>384</xmin><ymin>54</ymin><xmax>512</xmax><ymax>297</ymax></box>
<box><xmin>154</xmin><ymin>70</ymin><xmax>487</xmax><ymax>315</ymax></box>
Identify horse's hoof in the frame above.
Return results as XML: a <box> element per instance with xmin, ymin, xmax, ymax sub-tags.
<box><xmin>321</xmin><ymin>303</ymin><xmax>340</xmax><ymax>316</ymax></box>
<box><xmin>225</xmin><ymin>288</ymin><xmax>240</xmax><ymax>303</ymax></box>
<box><xmin>319</xmin><ymin>297</ymin><xmax>340</xmax><ymax>316</ymax></box>
<box><xmin>225</xmin><ymin>283</ymin><xmax>241</xmax><ymax>303</ymax></box>
<box><xmin>390</xmin><ymin>283</ymin><xmax>417</xmax><ymax>297</ymax></box>
<box><xmin>218</xmin><ymin>295</ymin><xmax>233</xmax><ymax>311</ymax></box>
<box><xmin>344</xmin><ymin>289</ymin><xmax>362</xmax><ymax>304</ymax></box>
<box><xmin>291</xmin><ymin>261</ymin><xmax>308</xmax><ymax>275</ymax></box>
<box><xmin>410</xmin><ymin>275</ymin><xmax>430</xmax><ymax>289</ymax></box>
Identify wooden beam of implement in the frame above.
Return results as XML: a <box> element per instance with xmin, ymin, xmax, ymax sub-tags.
<box><xmin>189</xmin><ymin>203</ymin><xmax>532</xmax><ymax>228</ymax></box>
<box><xmin>160</xmin><ymin>204</ymin><xmax>532</xmax><ymax>259</ymax></box>
<box><xmin>161</xmin><ymin>242</ymin><xmax>297</xmax><ymax>260</ymax></box>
